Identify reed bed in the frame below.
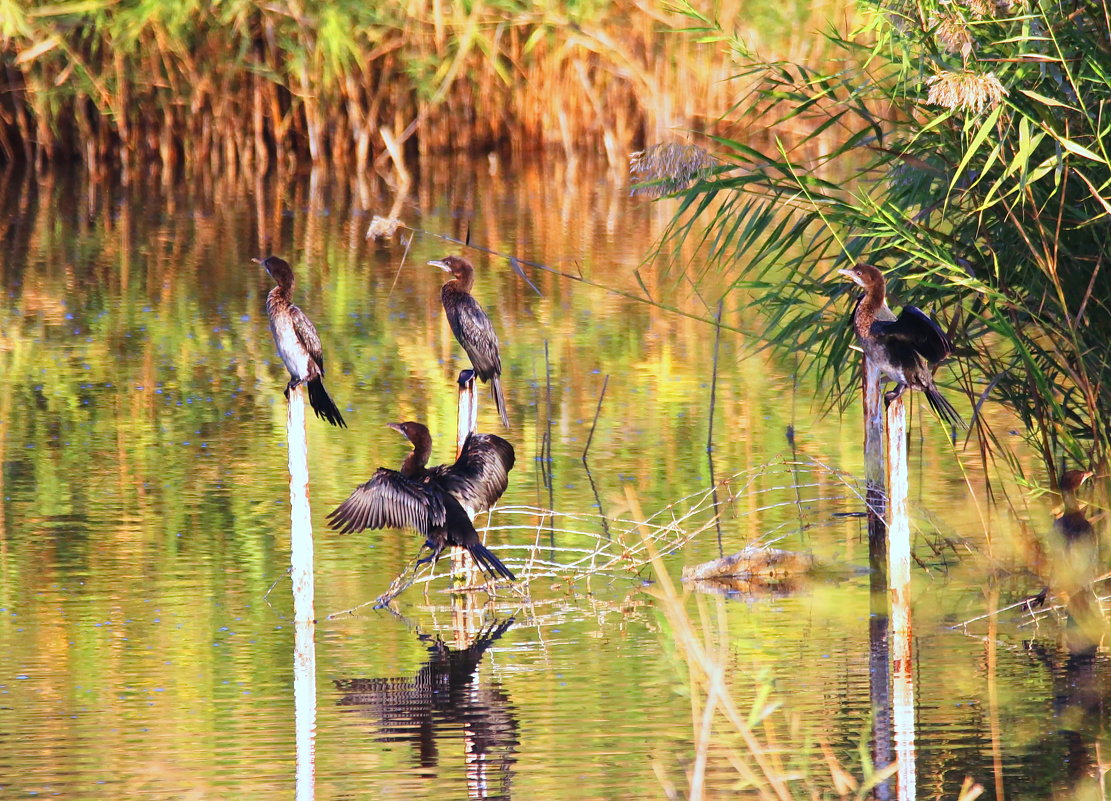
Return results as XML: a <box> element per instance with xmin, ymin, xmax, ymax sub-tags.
<box><xmin>0</xmin><ymin>0</ymin><xmax>845</xmax><ymax>174</ymax></box>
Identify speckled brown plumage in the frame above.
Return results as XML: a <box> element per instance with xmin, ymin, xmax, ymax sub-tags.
<box><xmin>257</xmin><ymin>255</ymin><xmax>346</xmax><ymax>428</ymax></box>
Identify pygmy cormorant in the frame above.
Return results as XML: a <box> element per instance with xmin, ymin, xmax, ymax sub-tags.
<box><xmin>327</xmin><ymin>421</ymin><xmax>516</xmax><ymax>581</ymax></box>
<box><xmin>257</xmin><ymin>255</ymin><xmax>346</xmax><ymax>427</ymax></box>
<box><xmin>838</xmin><ymin>263</ymin><xmax>964</xmax><ymax>428</ymax></box>
<box><xmin>431</xmin><ymin>255</ymin><xmax>510</xmax><ymax>429</ymax></box>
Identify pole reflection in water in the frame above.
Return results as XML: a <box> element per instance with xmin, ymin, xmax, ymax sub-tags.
<box><xmin>869</xmin><ymin>568</ymin><xmax>892</xmax><ymax>801</ymax></box>
<box><xmin>295</xmin><ymin>618</ymin><xmax>317</xmax><ymax>801</ymax></box>
<box><xmin>335</xmin><ymin>618</ymin><xmax>517</xmax><ymax>799</ymax></box>
<box><xmin>863</xmin><ymin>357</ymin><xmax>895</xmax><ymax>801</ymax></box>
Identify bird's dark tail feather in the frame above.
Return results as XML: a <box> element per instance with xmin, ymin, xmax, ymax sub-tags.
<box><xmin>468</xmin><ymin>541</ymin><xmax>516</xmax><ymax>581</ymax></box>
<box><xmin>307</xmin><ymin>377</ymin><xmax>347</xmax><ymax>428</ymax></box>
<box><xmin>926</xmin><ymin>386</ymin><xmax>965</xmax><ymax>430</ymax></box>
<box><xmin>491</xmin><ymin>375</ymin><xmax>510</xmax><ymax>429</ymax></box>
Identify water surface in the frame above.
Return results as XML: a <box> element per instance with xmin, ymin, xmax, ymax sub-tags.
<box><xmin>0</xmin><ymin>159</ymin><xmax>1101</xmax><ymax>799</ymax></box>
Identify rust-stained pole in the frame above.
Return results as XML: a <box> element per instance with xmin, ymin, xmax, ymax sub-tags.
<box><xmin>864</xmin><ymin>356</ymin><xmax>887</xmax><ymax>576</ymax></box>
<box><xmin>865</xmin><ymin>355</ymin><xmax>893</xmax><ymax>800</ymax></box>
<box><xmin>287</xmin><ymin>385</ymin><xmax>317</xmax><ymax>800</ymax></box>
<box><xmin>457</xmin><ymin>370</ymin><xmax>478</xmax><ymax>459</ymax></box>
<box><xmin>287</xmin><ymin>385</ymin><xmax>315</xmax><ymax>623</ymax></box>
<box><xmin>885</xmin><ymin>394</ymin><xmax>916</xmax><ymax>801</ymax></box>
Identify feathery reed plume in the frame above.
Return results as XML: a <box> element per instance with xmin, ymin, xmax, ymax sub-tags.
<box><xmin>931</xmin><ymin>15</ymin><xmax>973</xmax><ymax>58</ymax></box>
<box><xmin>629</xmin><ymin>143</ymin><xmax>717</xmax><ymax>198</ymax></box>
<box><xmin>926</xmin><ymin>70</ymin><xmax>1007</xmax><ymax>113</ymax></box>
<box><xmin>961</xmin><ymin>0</ymin><xmax>997</xmax><ymax>17</ymax></box>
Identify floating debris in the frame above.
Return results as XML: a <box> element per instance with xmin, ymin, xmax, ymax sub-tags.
<box><xmin>629</xmin><ymin>142</ymin><xmax>716</xmax><ymax>198</ymax></box>
<box><xmin>366</xmin><ymin>215</ymin><xmax>404</xmax><ymax>241</ymax></box>
<box><xmin>682</xmin><ymin>546</ymin><xmax>818</xmax><ymax>582</ymax></box>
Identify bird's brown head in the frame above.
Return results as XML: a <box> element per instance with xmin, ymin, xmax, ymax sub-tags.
<box><xmin>254</xmin><ymin>255</ymin><xmax>295</xmax><ymax>289</ymax></box>
<box><xmin>388</xmin><ymin>421</ymin><xmax>433</xmax><ymax>468</ymax></box>
<box><xmin>836</xmin><ymin>263</ymin><xmax>885</xmax><ymax>291</ymax></box>
<box><xmin>428</xmin><ymin>255</ymin><xmax>475</xmax><ymax>282</ymax></box>
<box><xmin>388</xmin><ymin>421</ymin><xmax>432</xmax><ymax>446</ymax></box>
<box><xmin>1061</xmin><ymin>469</ymin><xmax>1095</xmax><ymax>493</ymax></box>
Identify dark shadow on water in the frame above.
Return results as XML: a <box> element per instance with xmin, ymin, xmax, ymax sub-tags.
<box><xmin>334</xmin><ymin>618</ymin><xmax>518</xmax><ymax>799</ymax></box>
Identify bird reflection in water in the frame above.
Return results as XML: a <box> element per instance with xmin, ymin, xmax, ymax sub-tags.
<box><xmin>1023</xmin><ymin>469</ymin><xmax>1106</xmax><ymax>798</ymax></box>
<box><xmin>1045</xmin><ymin>469</ymin><xmax>1105</xmax><ymax>647</ymax></box>
<box><xmin>1023</xmin><ymin>640</ymin><xmax>1107</xmax><ymax>798</ymax></box>
<box><xmin>335</xmin><ymin>618</ymin><xmax>518</xmax><ymax>799</ymax></box>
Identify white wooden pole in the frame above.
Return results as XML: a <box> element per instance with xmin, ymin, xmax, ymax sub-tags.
<box><xmin>454</xmin><ymin>371</ymin><xmax>478</xmax><ymax>580</ymax></box>
<box><xmin>287</xmin><ymin>386</ymin><xmax>316</xmax><ymax>800</ymax></box>
<box><xmin>457</xmin><ymin>371</ymin><xmax>478</xmax><ymax>460</ymax></box>
<box><xmin>864</xmin><ymin>356</ymin><xmax>887</xmax><ymax>573</ymax></box>
<box><xmin>287</xmin><ymin>385</ymin><xmax>315</xmax><ymax>623</ymax></box>
<box><xmin>885</xmin><ymin>394</ymin><xmax>916</xmax><ymax>801</ymax></box>
<box><xmin>864</xmin><ymin>355</ymin><xmax>894</xmax><ymax>800</ymax></box>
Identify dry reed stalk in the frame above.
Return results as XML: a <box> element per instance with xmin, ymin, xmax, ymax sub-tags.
<box><xmin>0</xmin><ymin>0</ymin><xmax>842</xmax><ymax>171</ymax></box>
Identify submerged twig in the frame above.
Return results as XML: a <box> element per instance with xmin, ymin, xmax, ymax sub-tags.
<box><xmin>385</xmin><ymin>230</ymin><xmax>414</xmax><ymax>301</ymax></box>
<box><xmin>582</xmin><ymin>374</ymin><xmax>609</xmax><ymax>462</ymax></box>
<box><xmin>708</xmin><ymin>299</ymin><xmax>725</xmax><ymax>557</ymax></box>
<box><xmin>263</xmin><ymin>566</ymin><xmax>293</xmax><ymax>603</ymax></box>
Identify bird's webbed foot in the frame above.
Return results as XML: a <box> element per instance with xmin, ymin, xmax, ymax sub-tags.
<box><xmin>415</xmin><ymin>543</ymin><xmax>444</xmax><ymax>568</ymax></box>
<box><xmin>883</xmin><ymin>384</ymin><xmax>907</xmax><ymax>407</ymax></box>
<box><xmin>457</xmin><ymin>369</ymin><xmax>476</xmax><ymax>388</ymax></box>
<box><xmin>284</xmin><ymin>376</ymin><xmax>305</xmax><ymax>399</ymax></box>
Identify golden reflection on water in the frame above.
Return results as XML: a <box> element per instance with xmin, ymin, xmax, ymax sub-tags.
<box><xmin>0</xmin><ymin>158</ymin><xmax>1101</xmax><ymax>800</ymax></box>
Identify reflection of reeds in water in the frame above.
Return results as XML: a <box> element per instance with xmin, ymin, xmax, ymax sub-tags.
<box><xmin>630</xmin><ymin>488</ymin><xmax>889</xmax><ymax>799</ymax></box>
<box><xmin>335</xmin><ymin>619</ymin><xmax>517</xmax><ymax>796</ymax></box>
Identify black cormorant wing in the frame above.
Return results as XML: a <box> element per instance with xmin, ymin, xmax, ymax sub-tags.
<box><xmin>327</xmin><ymin>468</ymin><xmax>446</xmax><ymax>535</ymax></box>
<box><xmin>871</xmin><ymin>305</ymin><xmax>953</xmax><ymax>364</ymax></box>
<box><xmin>290</xmin><ymin>304</ymin><xmax>325</xmax><ymax>372</ymax></box>
<box><xmin>433</xmin><ymin>433</ymin><xmax>515</xmax><ymax>515</ymax></box>
<box><xmin>448</xmin><ymin>296</ymin><xmax>502</xmax><ymax>376</ymax></box>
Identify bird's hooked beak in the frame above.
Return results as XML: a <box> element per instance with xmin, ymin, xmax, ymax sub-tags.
<box><xmin>837</xmin><ymin>267</ymin><xmax>865</xmax><ymax>287</ymax></box>
<box><xmin>386</xmin><ymin>422</ymin><xmax>406</xmax><ymax>436</ymax></box>
<box><xmin>428</xmin><ymin>259</ymin><xmax>452</xmax><ymax>273</ymax></box>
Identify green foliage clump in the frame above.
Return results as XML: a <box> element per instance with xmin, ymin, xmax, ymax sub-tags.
<box><xmin>659</xmin><ymin>0</ymin><xmax>1111</xmax><ymax>480</ymax></box>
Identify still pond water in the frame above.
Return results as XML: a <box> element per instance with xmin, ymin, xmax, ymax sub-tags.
<box><xmin>0</xmin><ymin>158</ymin><xmax>1103</xmax><ymax>799</ymax></box>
